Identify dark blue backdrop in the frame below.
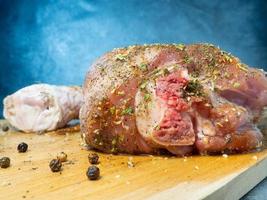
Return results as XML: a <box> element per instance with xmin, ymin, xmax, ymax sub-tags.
<box><xmin>0</xmin><ymin>0</ymin><xmax>267</xmax><ymax>116</ymax></box>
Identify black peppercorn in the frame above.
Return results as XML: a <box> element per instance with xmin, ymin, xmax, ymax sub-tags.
<box><xmin>86</xmin><ymin>166</ymin><xmax>100</xmax><ymax>180</ymax></box>
<box><xmin>0</xmin><ymin>157</ymin><xmax>10</xmax><ymax>168</ymax></box>
<box><xmin>17</xmin><ymin>142</ymin><xmax>28</xmax><ymax>153</ymax></box>
<box><xmin>49</xmin><ymin>159</ymin><xmax>62</xmax><ymax>172</ymax></box>
<box><xmin>1</xmin><ymin>124</ymin><xmax>9</xmax><ymax>132</ymax></box>
<box><xmin>88</xmin><ymin>153</ymin><xmax>99</xmax><ymax>164</ymax></box>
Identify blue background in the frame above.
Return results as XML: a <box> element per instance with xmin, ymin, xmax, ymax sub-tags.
<box><xmin>1</xmin><ymin>0</ymin><xmax>267</xmax><ymax>116</ymax></box>
<box><xmin>0</xmin><ymin>0</ymin><xmax>267</xmax><ymax>198</ymax></box>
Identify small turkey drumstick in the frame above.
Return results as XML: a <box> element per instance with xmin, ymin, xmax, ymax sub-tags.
<box><xmin>3</xmin><ymin>84</ymin><xmax>83</xmax><ymax>132</ymax></box>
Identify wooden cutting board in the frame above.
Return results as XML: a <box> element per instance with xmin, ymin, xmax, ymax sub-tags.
<box><xmin>0</xmin><ymin>120</ymin><xmax>267</xmax><ymax>200</ymax></box>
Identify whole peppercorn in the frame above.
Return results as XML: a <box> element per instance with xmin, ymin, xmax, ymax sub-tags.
<box><xmin>17</xmin><ymin>142</ymin><xmax>28</xmax><ymax>153</ymax></box>
<box><xmin>49</xmin><ymin>159</ymin><xmax>62</xmax><ymax>172</ymax></box>
<box><xmin>57</xmin><ymin>152</ymin><xmax>67</xmax><ymax>162</ymax></box>
<box><xmin>0</xmin><ymin>157</ymin><xmax>10</xmax><ymax>168</ymax></box>
<box><xmin>86</xmin><ymin>166</ymin><xmax>100</xmax><ymax>180</ymax></box>
<box><xmin>88</xmin><ymin>153</ymin><xmax>99</xmax><ymax>164</ymax></box>
<box><xmin>1</xmin><ymin>124</ymin><xmax>9</xmax><ymax>132</ymax></box>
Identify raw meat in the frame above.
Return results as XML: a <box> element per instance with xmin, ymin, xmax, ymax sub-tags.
<box><xmin>3</xmin><ymin>84</ymin><xmax>83</xmax><ymax>132</ymax></box>
<box><xmin>80</xmin><ymin>44</ymin><xmax>267</xmax><ymax>156</ymax></box>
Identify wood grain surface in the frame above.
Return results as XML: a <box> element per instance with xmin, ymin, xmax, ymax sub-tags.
<box><xmin>0</xmin><ymin>120</ymin><xmax>266</xmax><ymax>200</ymax></box>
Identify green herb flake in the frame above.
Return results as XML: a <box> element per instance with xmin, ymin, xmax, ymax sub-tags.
<box><xmin>237</xmin><ymin>63</ymin><xmax>248</xmax><ymax>72</ymax></box>
<box><xmin>184</xmin><ymin>54</ymin><xmax>192</xmax><ymax>64</ymax></box>
<box><xmin>163</xmin><ymin>68</ymin><xmax>170</xmax><ymax>75</ymax></box>
<box><xmin>119</xmin><ymin>135</ymin><xmax>124</xmax><ymax>142</ymax></box>
<box><xmin>115</xmin><ymin>54</ymin><xmax>127</xmax><ymax>61</ymax></box>
<box><xmin>224</xmin><ymin>72</ymin><xmax>230</xmax><ymax>78</ymax></box>
<box><xmin>109</xmin><ymin>106</ymin><xmax>116</xmax><ymax>115</ymax></box>
<box><xmin>151</xmin><ymin>68</ymin><xmax>170</xmax><ymax>78</ymax></box>
<box><xmin>176</xmin><ymin>44</ymin><xmax>185</xmax><ymax>51</ymax></box>
<box><xmin>221</xmin><ymin>51</ymin><xmax>233</xmax><ymax>63</ymax></box>
<box><xmin>225</xmin><ymin>55</ymin><xmax>233</xmax><ymax>63</ymax></box>
<box><xmin>139</xmin><ymin>63</ymin><xmax>148</xmax><ymax>71</ymax></box>
<box><xmin>144</xmin><ymin>93</ymin><xmax>151</xmax><ymax>101</ymax></box>
<box><xmin>111</xmin><ymin>139</ymin><xmax>117</xmax><ymax>145</ymax></box>
<box><xmin>154</xmin><ymin>125</ymin><xmax>160</xmax><ymax>130</ymax></box>
<box><xmin>111</xmin><ymin>147</ymin><xmax>117</xmax><ymax>153</ymax></box>
<box><xmin>191</xmin><ymin>71</ymin><xmax>200</xmax><ymax>78</ymax></box>
<box><xmin>140</xmin><ymin>81</ymin><xmax>148</xmax><ymax>90</ymax></box>
<box><xmin>233</xmin><ymin>82</ymin><xmax>240</xmax><ymax>88</ymax></box>
<box><xmin>117</xmin><ymin>91</ymin><xmax>125</xmax><ymax>96</ymax></box>
<box><xmin>121</xmin><ymin>107</ymin><xmax>134</xmax><ymax>115</ymax></box>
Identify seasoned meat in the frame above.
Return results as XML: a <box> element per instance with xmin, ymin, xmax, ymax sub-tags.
<box><xmin>3</xmin><ymin>84</ymin><xmax>83</xmax><ymax>132</ymax></box>
<box><xmin>80</xmin><ymin>44</ymin><xmax>267</xmax><ymax>156</ymax></box>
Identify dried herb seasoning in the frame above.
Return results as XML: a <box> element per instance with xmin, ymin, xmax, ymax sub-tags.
<box><xmin>115</xmin><ymin>54</ymin><xmax>127</xmax><ymax>61</ymax></box>
<box><xmin>183</xmin><ymin>79</ymin><xmax>204</xmax><ymax>97</ymax></box>
<box><xmin>121</xmin><ymin>107</ymin><xmax>133</xmax><ymax>115</ymax></box>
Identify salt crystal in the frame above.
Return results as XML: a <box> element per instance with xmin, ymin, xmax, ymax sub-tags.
<box><xmin>183</xmin><ymin>156</ymin><xmax>187</xmax><ymax>162</ymax></box>
<box><xmin>194</xmin><ymin>166</ymin><xmax>199</xmax><ymax>170</ymax></box>
<box><xmin>115</xmin><ymin>175</ymin><xmax>121</xmax><ymax>178</ymax></box>
<box><xmin>127</xmin><ymin>157</ymin><xmax>135</xmax><ymax>168</ymax></box>
<box><xmin>222</xmin><ymin>154</ymin><xmax>228</xmax><ymax>158</ymax></box>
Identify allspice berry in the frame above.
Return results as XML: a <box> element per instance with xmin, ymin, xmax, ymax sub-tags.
<box><xmin>88</xmin><ymin>153</ymin><xmax>99</xmax><ymax>164</ymax></box>
<box><xmin>57</xmin><ymin>152</ymin><xmax>67</xmax><ymax>162</ymax></box>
